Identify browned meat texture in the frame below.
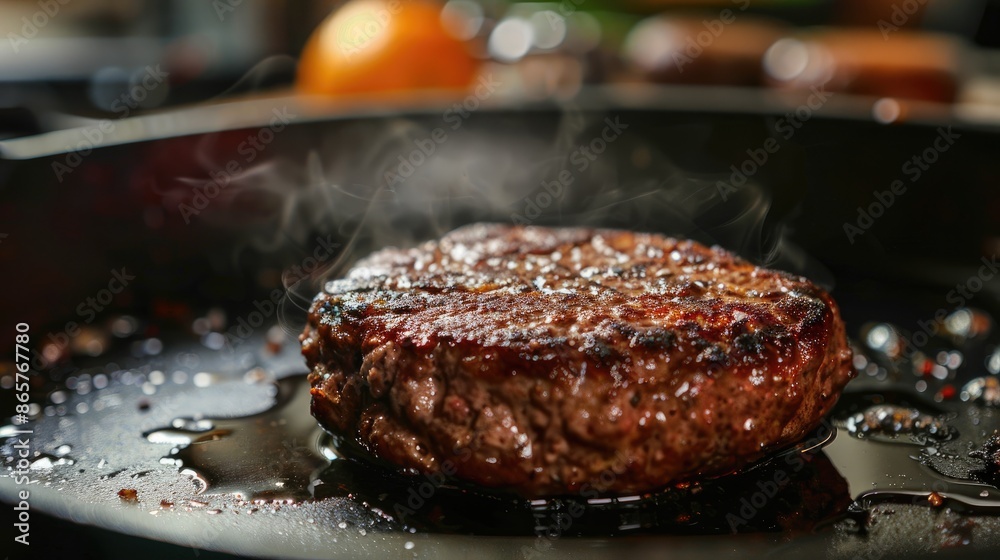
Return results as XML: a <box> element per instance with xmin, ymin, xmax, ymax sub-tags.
<box><xmin>301</xmin><ymin>224</ymin><xmax>854</xmax><ymax>497</ymax></box>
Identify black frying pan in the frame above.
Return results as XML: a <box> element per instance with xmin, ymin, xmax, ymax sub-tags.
<box><xmin>3</xmin><ymin>85</ymin><xmax>1000</xmax><ymax>559</ymax></box>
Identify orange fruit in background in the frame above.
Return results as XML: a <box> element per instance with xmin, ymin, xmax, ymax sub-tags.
<box><xmin>297</xmin><ymin>0</ymin><xmax>479</xmax><ymax>96</ymax></box>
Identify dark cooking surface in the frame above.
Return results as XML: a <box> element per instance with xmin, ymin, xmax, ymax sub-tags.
<box><xmin>3</xmin><ymin>97</ymin><xmax>1000</xmax><ymax>558</ymax></box>
<box><xmin>4</xmin><ymin>277</ymin><xmax>1000</xmax><ymax>559</ymax></box>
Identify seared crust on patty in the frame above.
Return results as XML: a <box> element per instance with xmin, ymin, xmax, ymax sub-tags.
<box><xmin>301</xmin><ymin>224</ymin><xmax>854</xmax><ymax>497</ymax></box>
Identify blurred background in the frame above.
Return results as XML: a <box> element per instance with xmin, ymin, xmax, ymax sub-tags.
<box><xmin>3</xmin><ymin>0</ymin><xmax>1000</xmax><ymax>339</ymax></box>
<box><xmin>4</xmin><ymin>3</ymin><xmax>1000</xmax><ymax>558</ymax></box>
<box><xmin>1</xmin><ymin>0</ymin><xmax>999</xmax><ymax>136</ymax></box>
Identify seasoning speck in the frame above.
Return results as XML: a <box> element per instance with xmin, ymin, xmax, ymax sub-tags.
<box><xmin>928</xmin><ymin>492</ymin><xmax>945</xmax><ymax>507</ymax></box>
<box><xmin>118</xmin><ymin>488</ymin><xmax>138</xmax><ymax>502</ymax></box>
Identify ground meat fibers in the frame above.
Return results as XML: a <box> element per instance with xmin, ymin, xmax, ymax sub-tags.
<box><xmin>301</xmin><ymin>224</ymin><xmax>854</xmax><ymax>497</ymax></box>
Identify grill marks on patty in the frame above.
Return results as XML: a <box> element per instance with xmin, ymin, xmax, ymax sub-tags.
<box><xmin>302</xmin><ymin>224</ymin><xmax>854</xmax><ymax>497</ymax></box>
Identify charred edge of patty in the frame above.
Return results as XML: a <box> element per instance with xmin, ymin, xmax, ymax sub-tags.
<box><xmin>300</xmin><ymin>226</ymin><xmax>855</xmax><ymax>497</ymax></box>
<box><xmin>302</xmin><ymin>295</ymin><xmax>853</xmax><ymax>497</ymax></box>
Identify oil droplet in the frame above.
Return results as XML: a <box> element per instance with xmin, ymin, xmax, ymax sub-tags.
<box><xmin>826</xmin><ymin>392</ymin><xmax>1000</xmax><ymax>518</ymax></box>
<box><xmin>0</xmin><ymin>424</ymin><xmax>23</xmax><ymax>438</ymax></box>
<box><xmin>144</xmin><ymin>418</ymin><xmax>228</xmax><ymax>445</ymax></box>
<box><xmin>181</xmin><ymin>468</ymin><xmax>210</xmax><ymax>493</ymax></box>
<box><xmin>864</xmin><ymin>323</ymin><xmax>902</xmax><ymax>357</ymax></box>
<box><xmin>143</xmin><ymin>338</ymin><xmax>163</xmax><ymax>355</ymax></box>
<box><xmin>266</xmin><ymin>326</ymin><xmax>285</xmax><ymax>354</ymax></box>
<box><xmin>844</xmin><ymin>405</ymin><xmax>955</xmax><ymax>443</ymax></box>
<box><xmin>961</xmin><ymin>377</ymin><xmax>1000</xmax><ymax>406</ymax></box>
<box><xmin>193</xmin><ymin>372</ymin><xmax>214</xmax><ymax>387</ymax></box>
<box><xmin>202</xmin><ymin>333</ymin><xmax>226</xmax><ymax>351</ymax></box>
<box><xmin>149</xmin><ymin>375</ymin><xmax>329</xmax><ymax>502</ymax></box>
<box><xmin>404</xmin><ymin>541</ymin><xmax>415</xmax><ymax>550</ymax></box>
<box><xmin>111</xmin><ymin>315</ymin><xmax>138</xmax><ymax>338</ymax></box>
<box><xmin>31</xmin><ymin>454</ymin><xmax>75</xmax><ymax>470</ymax></box>
<box><xmin>244</xmin><ymin>367</ymin><xmax>273</xmax><ymax>385</ymax></box>
<box><xmin>969</xmin><ymin>430</ymin><xmax>1000</xmax><ymax>489</ymax></box>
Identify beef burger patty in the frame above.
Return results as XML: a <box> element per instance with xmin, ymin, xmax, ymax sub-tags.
<box><xmin>301</xmin><ymin>224</ymin><xmax>854</xmax><ymax>497</ymax></box>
